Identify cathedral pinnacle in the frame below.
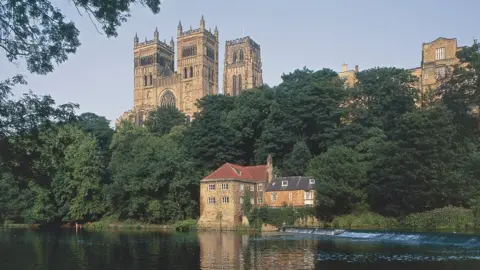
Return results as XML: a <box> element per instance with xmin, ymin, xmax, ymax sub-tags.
<box><xmin>178</xmin><ymin>20</ymin><xmax>182</xmax><ymax>29</ymax></box>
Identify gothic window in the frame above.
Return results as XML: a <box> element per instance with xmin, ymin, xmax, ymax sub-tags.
<box><xmin>160</xmin><ymin>90</ymin><xmax>176</xmax><ymax>108</ymax></box>
<box><xmin>144</xmin><ymin>75</ymin><xmax>147</xmax><ymax>86</ymax></box>
<box><xmin>182</xmin><ymin>45</ymin><xmax>197</xmax><ymax>57</ymax></box>
<box><xmin>137</xmin><ymin>113</ymin><xmax>144</xmax><ymax>127</ymax></box>
<box><xmin>239</xmin><ymin>50</ymin><xmax>244</xmax><ymax>61</ymax></box>
<box><xmin>211</xmin><ymin>69</ymin><xmax>214</xmax><ymax>81</ymax></box>
<box><xmin>184</xmin><ymin>67</ymin><xmax>187</xmax><ymax>79</ymax></box>
<box><xmin>207</xmin><ymin>47</ymin><xmax>215</xmax><ymax>60</ymax></box>
<box><xmin>233</xmin><ymin>52</ymin><xmax>237</xmax><ymax>63</ymax></box>
<box><xmin>149</xmin><ymin>74</ymin><xmax>153</xmax><ymax>86</ymax></box>
<box><xmin>186</xmin><ymin>115</ymin><xmax>191</xmax><ymax>123</ymax></box>
<box><xmin>238</xmin><ymin>74</ymin><xmax>242</xmax><ymax>91</ymax></box>
<box><xmin>190</xmin><ymin>66</ymin><xmax>193</xmax><ymax>77</ymax></box>
<box><xmin>232</xmin><ymin>75</ymin><xmax>237</xmax><ymax>96</ymax></box>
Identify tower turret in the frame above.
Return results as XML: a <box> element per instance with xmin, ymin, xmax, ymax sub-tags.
<box><xmin>154</xmin><ymin>27</ymin><xmax>159</xmax><ymax>41</ymax></box>
<box><xmin>200</xmin><ymin>15</ymin><xmax>205</xmax><ymax>31</ymax></box>
<box><xmin>214</xmin><ymin>26</ymin><xmax>218</xmax><ymax>39</ymax></box>
<box><xmin>177</xmin><ymin>20</ymin><xmax>183</xmax><ymax>36</ymax></box>
<box><xmin>170</xmin><ymin>36</ymin><xmax>174</xmax><ymax>48</ymax></box>
<box><xmin>134</xmin><ymin>33</ymin><xmax>139</xmax><ymax>46</ymax></box>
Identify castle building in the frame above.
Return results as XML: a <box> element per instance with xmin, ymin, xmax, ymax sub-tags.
<box><xmin>223</xmin><ymin>37</ymin><xmax>263</xmax><ymax>96</ymax></box>
<box><xmin>117</xmin><ymin>16</ymin><xmax>263</xmax><ymax>126</ymax></box>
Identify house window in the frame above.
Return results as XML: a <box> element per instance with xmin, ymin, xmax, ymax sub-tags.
<box><xmin>257</xmin><ymin>197</ymin><xmax>263</xmax><ymax>204</ymax></box>
<box><xmin>250</xmin><ymin>198</ymin><xmax>254</xmax><ymax>204</ymax></box>
<box><xmin>436</xmin><ymin>67</ymin><xmax>447</xmax><ymax>78</ymax></box>
<box><xmin>435</xmin><ymin>47</ymin><xmax>445</xmax><ymax>60</ymax></box>
<box><xmin>208</xmin><ymin>184</ymin><xmax>215</xmax><ymax>190</ymax></box>
<box><xmin>281</xmin><ymin>181</ymin><xmax>288</xmax><ymax>187</ymax></box>
<box><xmin>289</xmin><ymin>192</ymin><xmax>293</xmax><ymax>200</ymax></box>
<box><xmin>208</xmin><ymin>197</ymin><xmax>216</xmax><ymax>204</ymax></box>
<box><xmin>240</xmin><ymin>184</ymin><xmax>244</xmax><ymax>191</ymax></box>
<box><xmin>222</xmin><ymin>196</ymin><xmax>229</xmax><ymax>203</ymax></box>
<box><xmin>250</xmin><ymin>185</ymin><xmax>255</xmax><ymax>192</ymax></box>
<box><xmin>271</xmin><ymin>192</ymin><xmax>278</xmax><ymax>201</ymax></box>
<box><xmin>258</xmin><ymin>184</ymin><xmax>263</xmax><ymax>191</ymax></box>
<box><xmin>305</xmin><ymin>191</ymin><xmax>314</xmax><ymax>200</ymax></box>
<box><xmin>309</xmin><ymin>179</ymin><xmax>315</xmax><ymax>185</ymax></box>
<box><xmin>221</xmin><ymin>183</ymin><xmax>229</xmax><ymax>190</ymax></box>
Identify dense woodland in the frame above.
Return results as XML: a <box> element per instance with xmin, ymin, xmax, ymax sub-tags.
<box><xmin>1</xmin><ymin>41</ymin><xmax>479</xmax><ymax>226</ymax></box>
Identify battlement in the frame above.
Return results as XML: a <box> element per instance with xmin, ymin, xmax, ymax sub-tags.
<box><xmin>226</xmin><ymin>36</ymin><xmax>260</xmax><ymax>50</ymax></box>
<box><xmin>135</xmin><ymin>38</ymin><xmax>174</xmax><ymax>52</ymax></box>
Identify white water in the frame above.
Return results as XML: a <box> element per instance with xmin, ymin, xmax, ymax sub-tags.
<box><xmin>284</xmin><ymin>228</ymin><xmax>480</xmax><ymax>249</ymax></box>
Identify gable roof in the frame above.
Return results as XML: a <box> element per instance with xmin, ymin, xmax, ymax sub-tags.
<box><xmin>265</xmin><ymin>176</ymin><xmax>316</xmax><ymax>192</ymax></box>
<box><xmin>202</xmin><ymin>163</ymin><xmax>267</xmax><ymax>183</ymax></box>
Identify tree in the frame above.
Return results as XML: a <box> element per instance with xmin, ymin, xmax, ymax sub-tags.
<box><xmin>0</xmin><ymin>0</ymin><xmax>161</xmax><ymax>76</ymax></box>
<box><xmin>144</xmin><ymin>106</ymin><xmax>186</xmax><ymax>136</ymax></box>
<box><xmin>282</xmin><ymin>140</ymin><xmax>311</xmax><ymax>176</ymax></box>
<box><xmin>368</xmin><ymin>105</ymin><xmax>461</xmax><ymax>217</ymax></box>
<box><xmin>308</xmin><ymin>146</ymin><xmax>369</xmax><ymax>220</ymax></box>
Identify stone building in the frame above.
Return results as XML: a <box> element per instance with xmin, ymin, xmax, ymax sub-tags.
<box><xmin>264</xmin><ymin>176</ymin><xmax>316</xmax><ymax>208</ymax></box>
<box><xmin>197</xmin><ymin>156</ymin><xmax>273</xmax><ymax>229</ymax></box>
<box><xmin>338</xmin><ymin>63</ymin><xmax>359</xmax><ymax>88</ymax></box>
<box><xmin>223</xmin><ymin>37</ymin><xmax>263</xmax><ymax>96</ymax></box>
<box><xmin>117</xmin><ymin>16</ymin><xmax>263</xmax><ymax>126</ymax></box>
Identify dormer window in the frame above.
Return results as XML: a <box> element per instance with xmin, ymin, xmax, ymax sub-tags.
<box><xmin>233</xmin><ymin>168</ymin><xmax>242</xmax><ymax>176</ymax></box>
<box><xmin>281</xmin><ymin>181</ymin><xmax>288</xmax><ymax>187</ymax></box>
<box><xmin>309</xmin><ymin>179</ymin><xmax>315</xmax><ymax>185</ymax></box>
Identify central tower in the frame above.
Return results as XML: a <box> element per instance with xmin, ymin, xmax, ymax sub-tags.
<box><xmin>223</xmin><ymin>37</ymin><xmax>263</xmax><ymax>96</ymax></box>
<box><xmin>177</xmin><ymin>16</ymin><xmax>219</xmax><ymax>115</ymax></box>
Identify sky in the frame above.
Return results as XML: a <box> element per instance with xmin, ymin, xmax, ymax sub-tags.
<box><xmin>2</xmin><ymin>0</ymin><xmax>479</xmax><ymax>125</ymax></box>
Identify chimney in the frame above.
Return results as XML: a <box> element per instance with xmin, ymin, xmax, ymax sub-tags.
<box><xmin>341</xmin><ymin>63</ymin><xmax>348</xmax><ymax>72</ymax></box>
<box><xmin>355</xmin><ymin>65</ymin><xmax>359</xmax><ymax>73</ymax></box>
<box><xmin>266</xmin><ymin>154</ymin><xmax>273</xmax><ymax>183</ymax></box>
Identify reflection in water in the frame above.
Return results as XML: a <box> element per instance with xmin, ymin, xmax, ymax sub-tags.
<box><xmin>1</xmin><ymin>228</ymin><xmax>480</xmax><ymax>269</ymax></box>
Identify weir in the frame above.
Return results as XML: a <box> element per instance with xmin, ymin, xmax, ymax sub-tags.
<box><xmin>283</xmin><ymin>227</ymin><xmax>480</xmax><ymax>249</ymax></box>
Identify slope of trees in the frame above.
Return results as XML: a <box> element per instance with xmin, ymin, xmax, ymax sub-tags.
<box><xmin>1</xmin><ymin>42</ymin><xmax>479</xmax><ymax>226</ymax></box>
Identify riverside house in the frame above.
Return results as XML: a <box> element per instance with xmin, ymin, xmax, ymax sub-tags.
<box><xmin>197</xmin><ymin>155</ymin><xmax>273</xmax><ymax>229</ymax></box>
<box><xmin>264</xmin><ymin>176</ymin><xmax>316</xmax><ymax>207</ymax></box>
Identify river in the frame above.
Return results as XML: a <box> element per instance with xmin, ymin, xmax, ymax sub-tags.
<box><xmin>1</xmin><ymin>228</ymin><xmax>480</xmax><ymax>269</ymax></box>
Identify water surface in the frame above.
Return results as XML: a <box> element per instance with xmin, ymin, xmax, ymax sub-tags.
<box><xmin>1</xmin><ymin>228</ymin><xmax>480</xmax><ymax>269</ymax></box>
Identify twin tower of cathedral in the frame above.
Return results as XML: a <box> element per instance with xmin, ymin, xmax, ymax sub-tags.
<box><xmin>118</xmin><ymin>16</ymin><xmax>263</xmax><ymax>125</ymax></box>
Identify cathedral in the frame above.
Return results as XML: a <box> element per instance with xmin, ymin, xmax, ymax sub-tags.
<box><xmin>117</xmin><ymin>16</ymin><xmax>263</xmax><ymax>126</ymax></box>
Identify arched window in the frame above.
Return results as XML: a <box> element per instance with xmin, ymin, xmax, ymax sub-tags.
<box><xmin>184</xmin><ymin>67</ymin><xmax>187</xmax><ymax>78</ymax></box>
<box><xmin>239</xmin><ymin>50</ymin><xmax>244</xmax><ymax>61</ymax></box>
<box><xmin>186</xmin><ymin>115</ymin><xmax>191</xmax><ymax>123</ymax></box>
<box><xmin>160</xmin><ymin>90</ymin><xmax>176</xmax><ymax>108</ymax></box>
<box><xmin>137</xmin><ymin>113</ymin><xmax>144</xmax><ymax>127</ymax></box>
<box><xmin>149</xmin><ymin>74</ymin><xmax>153</xmax><ymax>86</ymax></box>
<box><xmin>238</xmin><ymin>74</ymin><xmax>242</xmax><ymax>91</ymax></box>
<box><xmin>232</xmin><ymin>75</ymin><xmax>237</xmax><ymax>96</ymax></box>
<box><xmin>233</xmin><ymin>52</ymin><xmax>237</xmax><ymax>63</ymax></box>
<box><xmin>144</xmin><ymin>76</ymin><xmax>147</xmax><ymax>86</ymax></box>
<box><xmin>189</xmin><ymin>66</ymin><xmax>193</xmax><ymax>77</ymax></box>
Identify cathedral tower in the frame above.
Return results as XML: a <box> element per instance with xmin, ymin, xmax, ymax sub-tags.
<box><xmin>133</xmin><ymin>28</ymin><xmax>175</xmax><ymax>125</ymax></box>
<box><xmin>176</xmin><ymin>15</ymin><xmax>219</xmax><ymax>115</ymax></box>
<box><xmin>223</xmin><ymin>37</ymin><xmax>263</xmax><ymax>96</ymax></box>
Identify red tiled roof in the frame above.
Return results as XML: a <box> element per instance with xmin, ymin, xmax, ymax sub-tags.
<box><xmin>202</xmin><ymin>163</ymin><xmax>268</xmax><ymax>182</ymax></box>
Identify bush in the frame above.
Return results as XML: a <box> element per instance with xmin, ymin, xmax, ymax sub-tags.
<box><xmin>331</xmin><ymin>212</ymin><xmax>399</xmax><ymax>229</ymax></box>
<box><xmin>248</xmin><ymin>206</ymin><xmax>317</xmax><ymax>228</ymax></box>
<box><xmin>172</xmin><ymin>219</ymin><xmax>197</xmax><ymax>232</ymax></box>
<box><xmin>402</xmin><ymin>206</ymin><xmax>475</xmax><ymax>229</ymax></box>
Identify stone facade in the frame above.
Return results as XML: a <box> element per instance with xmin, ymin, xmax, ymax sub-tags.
<box><xmin>116</xmin><ymin>17</ymin><xmax>264</xmax><ymax>126</ymax></box>
<box><xmin>197</xmin><ymin>160</ymin><xmax>272</xmax><ymax>229</ymax></box>
<box><xmin>338</xmin><ymin>63</ymin><xmax>358</xmax><ymax>88</ymax></box>
<box><xmin>223</xmin><ymin>37</ymin><xmax>263</xmax><ymax>96</ymax></box>
<box><xmin>264</xmin><ymin>176</ymin><xmax>316</xmax><ymax>207</ymax></box>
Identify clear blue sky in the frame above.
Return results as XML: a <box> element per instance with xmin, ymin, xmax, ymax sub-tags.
<box><xmin>2</xmin><ymin>0</ymin><xmax>479</xmax><ymax>124</ymax></box>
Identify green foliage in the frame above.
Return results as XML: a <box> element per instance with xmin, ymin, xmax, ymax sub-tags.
<box><xmin>402</xmin><ymin>206</ymin><xmax>475</xmax><ymax>229</ymax></box>
<box><xmin>145</xmin><ymin>106</ymin><xmax>186</xmax><ymax>136</ymax></box>
<box><xmin>283</xmin><ymin>140</ymin><xmax>311</xmax><ymax>176</ymax></box>
<box><xmin>248</xmin><ymin>206</ymin><xmax>316</xmax><ymax>228</ymax></box>
<box><xmin>331</xmin><ymin>212</ymin><xmax>399</xmax><ymax>229</ymax></box>
<box><xmin>172</xmin><ymin>219</ymin><xmax>198</xmax><ymax>232</ymax></box>
<box><xmin>308</xmin><ymin>145</ymin><xmax>369</xmax><ymax>220</ymax></box>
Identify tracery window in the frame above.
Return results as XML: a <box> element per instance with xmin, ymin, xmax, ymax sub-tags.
<box><xmin>189</xmin><ymin>66</ymin><xmax>193</xmax><ymax>77</ymax></box>
<box><xmin>232</xmin><ymin>75</ymin><xmax>237</xmax><ymax>96</ymax></box>
<box><xmin>238</xmin><ymin>75</ymin><xmax>242</xmax><ymax>91</ymax></box>
<box><xmin>160</xmin><ymin>90</ymin><xmax>176</xmax><ymax>108</ymax></box>
<box><xmin>239</xmin><ymin>50</ymin><xmax>244</xmax><ymax>61</ymax></box>
<box><xmin>184</xmin><ymin>67</ymin><xmax>187</xmax><ymax>79</ymax></box>
<box><xmin>233</xmin><ymin>52</ymin><xmax>237</xmax><ymax>63</ymax></box>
